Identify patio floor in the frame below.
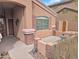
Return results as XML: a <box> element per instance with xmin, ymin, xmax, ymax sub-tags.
<box><xmin>0</xmin><ymin>36</ymin><xmax>35</xmax><ymax>59</ymax></box>
<box><xmin>0</xmin><ymin>36</ymin><xmax>18</xmax><ymax>53</ymax></box>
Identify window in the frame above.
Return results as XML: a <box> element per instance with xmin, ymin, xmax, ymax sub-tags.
<box><xmin>36</xmin><ymin>16</ymin><xmax>49</xmax><ymax>30</ymax></box>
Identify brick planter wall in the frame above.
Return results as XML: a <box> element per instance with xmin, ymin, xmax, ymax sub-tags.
<box><xmin>35</xmin><ymin>35</ymin><xmax>77</xmax><ymax>59</ymax></box>
<box><xmin>46</xmin><ymin>36</ymin><xmax>77</xmax><ymax>59</ymax></box>
<box><xmin>24</xmin><ymin>33</ymin><xmax>34</xmax><ymax>44</ymax></box>
<box><xmin>22</xmin><ymin>29</ymin><xmax>35</xmax><ymax>45</ymax></box>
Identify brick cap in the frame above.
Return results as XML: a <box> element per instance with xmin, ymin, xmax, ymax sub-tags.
<box><xmin>22</xmin><ymin>29</ymin><xmax>36</xmax><ymax>34</ymax></box>
<box><xmin>39</xmin><ymin>40</ymin><xmax>47</xmax><ymax>45</ymax></box>
<box><xmin>52</xmin><ymin>25</ymin><xmax>56</xmax><ymax>29</ymax></box>
<box><xmin>47</xmin><ymin>42</ymin><xmax>57</xmax><ymax>46</ymax></box>
<box><xmin>62</xmin><ymin>31</ymin><xmax>78</xmax><ymax>35</ymax></box>
<box><xmin>35</xmin><ymin>38</ymin><xmax>41</xmax><ymax>40</ymax></box>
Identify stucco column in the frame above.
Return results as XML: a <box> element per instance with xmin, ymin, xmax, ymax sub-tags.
<box><xmin>24</xmin><ymin>0</ymin><xmax>33</xmax><ymax>29</ymax></box>
<box><xmin>52</xmin><ymin>26</ymin><xmax>56</xmax><ymax>36</ymax></box>
<box><xmin>22</xmin><ymin>29</ymin><xmax>35</xmax><ymax>45</ymax></box>
<box><xmin>34</xmin><ymin>38</ymin><xmax>41</xmax><ymax>49</ymax></box>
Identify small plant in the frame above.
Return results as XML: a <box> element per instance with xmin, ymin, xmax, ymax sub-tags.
<box><xmin>0</xmin><ymin>51</ymin><xmax>11</xmax><ymax>59</ymax></box>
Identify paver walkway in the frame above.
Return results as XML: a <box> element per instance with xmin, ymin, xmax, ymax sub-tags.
<box><xmin>0</xmin><ymin>36</ymin><xmax>35</xmax><ymax>59</ymax></box>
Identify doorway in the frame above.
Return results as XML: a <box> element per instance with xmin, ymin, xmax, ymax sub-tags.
<box><xmin>0</xmin><ymin>18</ymin><xmax>14</xmax><ymax>36</ymax></box>
<box><xmin>62</xmin><ymin>21</ymin><xmax>66</xmax><ymax>32</ymax></box>
<box><xmin>8</xmin><ymin>19</ymin><xmax>14</xmax><ymax>35</ymax></box>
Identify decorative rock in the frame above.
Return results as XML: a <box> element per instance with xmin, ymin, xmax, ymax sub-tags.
<box><xmin>1</xmin><ymin>52</ymin><xmax>8</xmax><ymax>56</ymax></box>
<box><xmin>0</xmin><ymin>52</ymin><xmax>11</xmax><ymax>59</ymax></box>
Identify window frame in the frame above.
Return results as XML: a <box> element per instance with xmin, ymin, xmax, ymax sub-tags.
<box><xmin>35</xmin><ymin>16</ymin><xmax>49</xmax><ymax>30</ymax></box>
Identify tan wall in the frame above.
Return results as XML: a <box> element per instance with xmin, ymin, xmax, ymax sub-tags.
<box><xmin>57</xmin><ymin>10</ymin><xmax>78</xmax><ymax>31</ymax></box>
<box><xmin>13</xmin><ymin>7</ymin><xmax>25</xmax><ymax>41</ymax></box>
<box><xmin>67</xmin><ymin>12</ymin><xmax>78</xmax><ymax>31</ymax></box>
<box><xmin>24</xmin><ymin>0</ymin><xmax>33</xmax><ymax>28</ymax></box>
<box><xmin>13</xmin><ymin>0</ymin><xmax>33</xmax><ymax>41</ymax></box>
<box><xmin>49</xmin><ymin>2</ymin><xmax>78</xmax><ymax>12</ymax></box>
<box><xmin>33</xmin><ymin>2</ymin><xmax>56</xmax><ymax>38</ymax></box>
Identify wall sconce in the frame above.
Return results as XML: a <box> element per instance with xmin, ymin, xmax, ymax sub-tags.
<box><xmin>16</xmin><ymin>18</ymin><xmax>19</xmax><ymax>26</ymax></box>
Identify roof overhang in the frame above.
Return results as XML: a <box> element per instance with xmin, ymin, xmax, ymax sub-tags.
<box><xmin>57</xmin><ymin>7</ymin><xmax>78</xmax><ymax>13</ymax></box>
<box><xmin>0</xmin><ymin>0</ymin><xmax>26</xmax><ymax>8</ymax></box>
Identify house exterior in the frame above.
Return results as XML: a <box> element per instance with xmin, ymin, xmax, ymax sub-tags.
<box><xmin>49</xmin><ymin>0</ymin><xmax>78</xmax><ymax>33</ymax></box>
<box><xmin>0</xmin><ymin>0</ymin><xmax>56</xmax><ymax>44</ymax></box>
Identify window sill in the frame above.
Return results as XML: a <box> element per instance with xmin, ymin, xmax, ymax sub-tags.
<box><xmin>36</xmin><ymin>29</ymin><xmax>51</xmax><ymax>32</ymax></box>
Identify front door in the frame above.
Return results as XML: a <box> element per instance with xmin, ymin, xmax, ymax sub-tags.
<box><xmin>62</xmin><ymin>21</ymin><xmax>66</xmax><ymax>32</ymax></box>
<box><xmin>8</xmin><ymin>19</ymin><xmax>14</xmax><ymax>35</ymax></box>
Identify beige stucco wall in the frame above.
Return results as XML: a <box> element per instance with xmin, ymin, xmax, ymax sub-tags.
<box><xmin>49</xmin><ymin>2</ymin><xmax>78</xmax><ymax>13</ymax></box>
<box><xmin>57</xmin><ymin>10</ymin><xmax>78</xmax><ymax>32</ymax></box>
<box><xmin>13</xmin><ymin>0</ymin><xmax>33</xmax><ymax>41</ymax></box>
<box><xmin>67</xmin><ymin>12</ymin><xmax>78</xmax><ymax>31</ymax></box>
<box><xmin>13</xmin><ymin>7</ymin><xmax>25</xmax><ymax>41</ymax></box>
<box><xmin>24</xmin><ymin>0</ymin><xmax>33</xmax><ymax>29</ymax></box>
<box><xmin>32</xmin><ymin>2</ymin><xmax>56</xmax><ymax>38</ymax></box>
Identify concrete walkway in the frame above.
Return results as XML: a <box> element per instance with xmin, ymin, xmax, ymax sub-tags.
<box><xmin>9</xmin><ymin>41</ymin><xmax>35</xmax><ymax>59</ymax></box>
<box><xmin>0</xmin><ymin>36</ymin><xmax>35</xmax><ymax>59</ymax></box>
<box><xmin>0</xmin><ymin>36</ymin><xmax>17</xmax><ymax>53</ymax></box>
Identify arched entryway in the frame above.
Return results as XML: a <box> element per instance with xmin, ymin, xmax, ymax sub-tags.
<box><xmin>59</xmin><ymin>20</ymin><xmax>68</xmax><ymax>32</ymax></box>
<box><xmin>62</xmin><ymin>21</ymin><xmax>66</xmax><ymax>32</ymax></box>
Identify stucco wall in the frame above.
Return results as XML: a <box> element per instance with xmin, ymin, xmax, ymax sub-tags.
<box><xmin>24</xmin><ymin>0</ymin><xmax>33</xmax><ymax>29</ymax></box>
<box><xmin>49</xmin><ymin>2</ymin><xmax>78</xmax><ymax>12</ymax></box>
<box><xmin>57</xmin><ymin>10</ymin><xmax>78</xmax><ymax>31</ymax></box>
<box><xmin>33</xmin><ymin>2</ymin><xmax>56</xmax><ymax>38</ymax></box>
<box><xmin>13</xmin><ymin>7</ymin><xmax>25</xmax><ymax>41</ymax></box>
